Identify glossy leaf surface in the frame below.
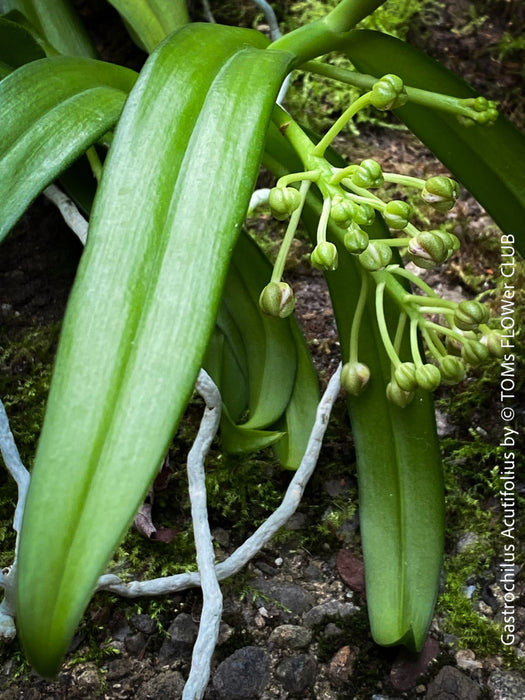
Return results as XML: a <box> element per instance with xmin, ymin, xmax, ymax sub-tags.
<box><xmin>16</xmin><ymin>23</ymin><xmax>292</xmax><ymax>676</ymax></box>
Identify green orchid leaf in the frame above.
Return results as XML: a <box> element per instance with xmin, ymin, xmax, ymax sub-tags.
<box><xmin>0</xmin><ymin>56</ymin><xmax>137</xmax><ymax>243</ymax></box>
<box><xmin>344</xmin><ymin>29</ymin><xmax>525</xmax><ymax>257</ymax></box>
<box><xmin>0</xmin><ymin>13</ymin><xmax>47</xmax><ymax>71</ymax></box>
<box><xmin>106</xmin><ymin>0</ymin><xmax>189</xmax><ymax>53</ymax></box>
<box><xmin>0</xmin><ymin>0</ymin><xmax>96</xmax><ymax>57</ymax></box>
<box><xmin>265</xmin><ymin>120</ymin><xmax>444</xmax><ymax>650</ymax></box>
<box><xmin>16</xmin><ymin>22</ymin><xmax>293</xmax><ymax>677</ymax></box>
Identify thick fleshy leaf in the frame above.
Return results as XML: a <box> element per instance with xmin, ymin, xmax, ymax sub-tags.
<box><xmin>16</xmin><ymin>23</ymin><xmax>292</xmax><ymax>676</ymax></box>
<box><xmin>265</xmin><ymin>120</ymin><xmax>444</xmax><ymax>649</ymax></box>
<box><xmin>0</xmin><ymin>0</ymin><xmax>96</xmax><ymax>57</ymax></box>
<box><xmin>345</xmin><ymin>29</ymin><xmax>525</xmax><ymax>257</ymax></box>
<box><xmin>0</xmin><ymin>13</ymin><xmax>46</xmax><ymax>71</ymax></box>
<box><xmin>0</xmin><ymin>56</ymin><xmax>137</xmax><ymax>243</ymax></box>
<box><xmin>107</xmin><ymin>0</ymin><xmax>189</xmax><ymax>53</ymax></box>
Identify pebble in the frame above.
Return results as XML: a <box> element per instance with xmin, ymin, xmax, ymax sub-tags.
<box><xmin>125</xmin><ymin>631</ymin><xmax>147</xmax><ymax>657</ymax></box>
<box><xmin>268</xmin><ymin>624</ymin><xmax>313</xmax><ymax>649</ymax></box>
<box><xmin>284</xmin><ymin>512</ymin><xmax>308</xmax><ymax>530</ymax></box>
<box><xmin>328</xmin><ymin>645</ymin><xmax>357</xmax><ymax>685</ymax></box>
<box><xmin>336</xmin><ymin>550</ymin><xmax>366</xmax><ymax>596</ymax></box>
<box><xmin>426</xmin><ymin>666</ymin><xmax>481</xmax><ymax>699</ymax></box>
<box><xmin>158</xmin><ymin>613</ymin><xmax>198</xmax><ymax>662</ymax></box>
<box><xmin>213</xmin><ymin>646</ymin><xmax>270</xmax><ymax>699</ymax></box>
<box><xmin>455</xmin><ymin>649</ymin><xmax>483</xmax><ymax>671</ymax></box>
<box><xmin>253</xmin><ymin>578</ymin><xmax>314</xmax><ymax>620</ymax></box>
<box><xmin>275</xmin><ymin>653</ymin><xmax>317</xmax><ymax>694</ymax></box>
<box><xmin>487</xmin><ymin>670</ymin><xmax>525</xmax><ymax>700</ymax></box>
<box><xmin>303</xmin><ymin>600</ymin><xmax>358</xmax><ymax>627</ymax></box>
<box><xmin>211</xmin><ymin>527</ymin><xmax>230</xmax><ymax>548</ymax></box>
<box><xmin>136</xmin><ymin>669</ymin><xmax>185</xmax><ymax>699</ymax></box>
<box><xmin>390</xmin><ymin>637</ymin><xmax>440</xmax><ymax>691</ymax></box>
<box><xmin>455</xmin><ymin>531</ymin><xmax>480</xmax><ymax>553</ymax></box>
<box><xmin>130</xmin><ymin>613</ymin><xmax>157</xmax><ymax>635</ymax></box>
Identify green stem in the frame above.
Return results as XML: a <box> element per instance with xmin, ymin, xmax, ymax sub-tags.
<box><xmin>271</xmin><ymin>179</ymin><xmax>311</xmax><ymax>282</ymax></box>
<box><xmin>422</xmin><ymin>326</ymin><xmax>446</xmax><ymax>361</ymax></box>
<box><xmin>277</xmin><ymin>170</ymin><xmax>321</xmax><ymax>188</ymax></box>
<box><xmin>340</xmin><ymin>178</ymin><xmax>384</xmax><ymax>202</ymax></box>
<box><xmin>410</xmin><ymin>317</ymin><xmax>424</xmax><ymax>367</ymax></box>
<box><xmin>86</xmin><ymin>146</ymin><xmax>103</xmax><ymax>181</ymax></box>
<box><xmin>313</xmin><ymin>91</ymin><xmax>372</xmax><ymax>156</ymax></box>
<box><xmin>425</xmin><ymin>321</ymin><xmax>466</xmax><ymax>344</ymax></box>
<box><xmin>387</xmin><ymin>265</ymin><xmax>438</xmax><ymax>298</ymax></box>
<box><xmin>316</xmin><ymin>196</ymin><xmax>332</xmax><ymax>244</ymax></box>
<box><xmin>393</xmin><ymin>311</ymin><xmax>407</xmax><ymax>355</ymax></box>
<box><xmin>374</xmin><ymin>238</ymin><xmax>410</xmax><ymax>247</ymax></box>
<box><xmin>405</xmin><ymin>294</ymin><xmax>456</xmax><ymax>312</ymax></box>
<box><xmin>375</xmin><ymin>281</ymin><xmax>401</xmax><ymax>367</ymax></box>
<box><xmin>383</xmin><ymin>172</ymin><xmax>425</xmax><ymax>189</ymax></box>
<box><xmin>349</xmin><ymin>267</ymin><xmax>369</xmax><ymax>364</ymax></box>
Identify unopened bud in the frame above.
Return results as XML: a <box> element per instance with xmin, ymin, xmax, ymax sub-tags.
<box><xmin>433</xmin><ymin>229</ymin><xmax>460</xmax><ymax>256</ymax></box>
<box><xmin>351</xmin><ymin>159</ymin><xmax>384</xmax><ymax>189</ymax></box>
<box><xmin>408</xmin><ymin>231</ymin><xmax>449</xmax><ymax>269</ymax></box>
<box><xmin>370</xmin><ymin>74</ymin><xmax>408</xmax><ymax>110</ymax></box>
<box><xmin>394</xmin><ymin>362</ymin><xmax>418</xmax><ymax>392</ymax></box>
<box><xmin>386</xmin><ymin>379</ymin><xmax>414</xmax><ymax>407</ymax></box>
<box><xmin>331</xmin><ymin>196</ymin><xmax>359</xmax><ymax>227</ymax></box>
<box><xmin>358</xmin><ymin>241</ymin><xmax>392</xmax><ymax>271</ymax></box>
<box><xmin>311</xmin><ymin>241</ymin><xmax>338</xmax><ymax>271</ymax></box>
<box><xmin>353</xmin><ymin>203</ymin><xmax>375</xmax><ymax>226</ymax></box>
<box><xmin>461</xmin><ymin>339</ymin><xmax>490</xmax><ymax>367</ymax></box>
<box><xmin>480</xmin><ymin>330</ymin><xmax>505</xmax><ymax>358</ymax></box>
<box><xmin>454</xmin><ymin>300</ymin><xmax>490</xmax><ymax>331</ymax></box>
<box><xmin>439</xmin><ymin>355</ymin><xmax>466</xmax><ymax>385</ymax></box>
<box><xmin>259</xmin><ymin>281</ymin><xmax>296</xmax><ymax>318</ymax></box>
<box><xmin>344</xmin><ymin>224</ymin><xmax>369</xmax><ymax>254</ymax></box>
<box><xmin>383</xmin><ymin>200</ymin><xmax>412</xmax><ymax>230</ymax></box>
<box><xmin>415</xmin><ymin>363</ymin><xmax>442</xmax><ymax>391</ymax></box>
<box><xmin>421</xmin><ymin>176</ymin><xmax>460</xmax><ymax>213</ymax></box>
<box><xmin>341</xmin><ymin>362</ymin><xmax>371</xmax><ymax>396</ymax></box>
<box><xmin>269</xmin><ymin>186</ymin><xmax>301</xmax><ymax>221</ymax></box>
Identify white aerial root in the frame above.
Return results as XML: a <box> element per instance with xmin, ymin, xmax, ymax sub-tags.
<box><xmin>43</xmin><ymin>184</ymin><xmax>89</xmax><ymax>245</ymax></box>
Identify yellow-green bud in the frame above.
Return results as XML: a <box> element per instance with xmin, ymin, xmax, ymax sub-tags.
<box><xmin>351</xmin><ymin>159</ymin><xmax>384</xmax><ymax>189</ymax></box>
<box><xmin>353</xmin><ymin>203</ymin><xmax>375</xmax><ymax>226</ymax></box>
<box><xmin>439</xmin><ymin>355</ymin><xmax>466</xmax><ymax>385</ymax></box>
<box><xmin>433</xmin><ymin>229</ymin><xmax>460</xmax><ymax>256</ymax></box>
<box><xmin>415</xmin><ymin>363</ymin><xmax>442</xmax><ymax>391</ymax></box>
<box><xmin>269</xmin><ymin>186</ymin><xmax>302</xmax><ymax>221</ymax></box>
<box><xmin>394</xmin><ymin>362</ymin><xmax>418</xmax><ymax>392</ymax></box>
<box><xmin>341</xmin><ymin>362</ymin><xmax>371</xmax><ymax>396</ymax></box>
<box><xmin>343</xmin><ymin>224</ymin><xmax>369</xmax><ymax>254</ymax></box>
<box><xmin>408</xmin><ymin>231</ymin><xmax>449</xmax><ymax>269</ymax></box>
<box><xmin>386</xmin><ymin>379</ymin><xmax>414</xmax><ymax>407</ymax></box>
<box><xmin>383</xmin><ymin>200</ymin><xmax>413</xmax><ymax>229</ymax></box>
<box><xmin>370</xmin><ymin>74</ymin><xmax>408</xmax><ymax>110</ymax></box>
<box><xmin>259</xmin><ymin>281</ymin><xmax>296</xmax><ymax>318</ymax></box>
<box><xmin>454</xmin><ymin>300</ymin><xmax>490</xmax><ymax>331</ymax></box>
<box><xmin>331</xmin><ymin>196</ymin><xmax>359</xmax><ymax>227</ymax></box>
<box><xmin>421</xmin><ymin>176</ymin><xmax>460</xmax><ymax>213</ymax></box>
<box><xmin>311</xmin><ymin>241</ymin><xmax>338</xmax><ymax>271</ymax></box>
<box><xmin>480</xmin><ymin>330</ymin><xmax>505</xmax><ymax>358</ymax></box>
<box><xmin>358</xmin><ymin>241</ymin><xmax>392</xmax><ymax>271</ymax></box>
<box><xmin>461</xmin><ymin>339</ymin><xmax>490</xmax><ymax>367</ymax></box>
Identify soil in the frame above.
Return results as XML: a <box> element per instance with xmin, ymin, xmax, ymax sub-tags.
<box><xmin>1</xmin><ymin>1</ymin><xmax>524</xmax><ymax>699</ymax></box>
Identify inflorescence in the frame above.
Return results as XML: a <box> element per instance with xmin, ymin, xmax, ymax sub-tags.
<box><xmin>259</xmin><ymin>74</ymin><xmax>502</xmax><ymax>406</ymax></box>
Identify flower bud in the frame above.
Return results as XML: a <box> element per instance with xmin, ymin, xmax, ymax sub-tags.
<box><xmin>415</xmin><ymin>363</ymin><xmax>442</xmax><ymax>391</ymax></box>
<box><xmin>433</xmin><ymin>229</ymin><xmax>460</xmax><ymax>256</ymax></box>
<box><xmin>358</xmin><ymin>241</ymin><xmax>392</xmax><ymax>271</ymax></box>
<box><xmin>453</xmin><ymin>300</ymin><xmax>490</xmax><ymax>331</ymax></box>
<box><xmin>343</xmin><ymin>224</ymin><xmax>369</xmax><ymax>254</ymax></box>
<box><xmin>259</xmin><ymin>281</ymin><xmax>296</xmax><ymax>318</ymax></box>
<box><xmin>480</xmin><ymin>330</ymin><xmax>505</xmax><ymax>358</ymax></box>
<box><xmin>331</xmin><ymin>196</ymin><xmax>359</xmax><ymax>227</ymax></box>
<box><xmin>461</xmin><ymin>339</ymin><xmax>490</xmax><ymax>367</ymax></box>
<box><xmin>408</xmin><ymin>231</ymin><xmax>449</xmax><ymax>269</ymax></box>
<box><xmin>353</xmin><ymin>203</ymin><xmax>375</xmax><ymax>226</ymax></box>
<box><xmin>311</xmin><ymin>241</ymin><xmax>338</xmax><ymax>271</ymax></box>
<box><xmin>439</xmin><ymin>355</ymin><xmax>466</xmax><ymax>385</ymax></box>
<box><xmin>341</xmin><ymin>361</ymin><xmax>371</xmax><ymax>396</ymax></box>
<box><xmin>383</xmin><ymin>200</ymin><xmax>412</xmax><ymax>229</ymax></box>
<box><xmin>421</xmin><ymin>176</ymin><xmax>460</xmax><ymax>213</ymax></box>
<box><xmin>370</xmin><ymin>74</ymin><xmax>408</xmax><ymax>110</ymax></box>
<box><xmin>394</xmin><ymin>362</ymin><xmax>418</xmax><ymax>392</ymax></box>
<box><xmin>268</xmin><ymin>186</ymin><xmax>301</xmax><ymax>221</ymax></box>
<box><xmin>351</xmin><ymin>159</ymin><xmax>384</xmax><ymax>189</ymax></box>
<box><xmin>386</xmin><ymin>379</ymin><xmax>414</xmax><ymax>407</ymax></box>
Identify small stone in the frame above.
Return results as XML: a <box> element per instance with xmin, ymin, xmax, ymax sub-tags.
<box><xmin>76</xmin><ymin>664</ymin><xmax>100</xmax><ymax>691</ymax></box>
<box><xmin>329</xmin><ymin>645</ymin><xmax>357</xmax><ymax>685</ymax></box>
<box><xmin>253</xmin><ymin>578</ymin><xmax>314</xmax><ymax>620</ymax></box>
<box><xmin>213</xmin><ymin>646</ymin><xmax>270</xmax><ymax>699</ymax></box>
<box><xmin>336</xmin><ymin>550</ymin><xmax>366</xmax><ymax>596</ymax></box>
<box><xmin>324</xmin><ymin>623</ymin><xmax>343</xmax><ymax>638</ymax></box>
<box><xmin>136</xmin><ymin>669</ymin><xmax>185</xmax><ymax>699</ymax></box>
<box><xmin>125</xmin><ymin>631</ymin><xmax>147</xmax><ymax>656</ymax></box>
<box><xmin>218</xmin><ymin>622</ymin><xmax>234</xmax><ymax>645</ymax></box>
<box><xmin>158</xmin><ymin>613</ymin><xmax>198</xmax><ymax>662</ymax></box>
<box><xmin>130</xmin><ymin>613</ymin><xmax>157</xmax><ymax>635</ymax></box>
<box><xmin>268</xmin><ymin>624</ymin><xmax>313</xmax><ymax>649</ymax></box>
<box><xmin>487</xmin><ymin>670</ymin><xmax>525</xmax><ymax>700</ymax></box>
<box><xmin>275</xmin><ymin>654</ymin><xmax>317</xmax><ymax>694</ymax></box>
<box><xmin>212</xmin><ymin>527</ymin><xmax>230</xmax><ymax>548</ymax></box>
<box><xmin>455</xmin><ymin>649</ymin><xmax>483</xmax><ymax>671</ymax></box>
<box><xmin>274</xmin><ymin>557</ymin><xmax>283</xmax><ymax>567</ymax></box>
<box><xmin>284</xmin><ymin>512</ymin><xmax>308</xmax><ymax>530</ymax></box>
<box><xmin>455</xmin><ymin>532</ymin><xmax>479</xmax><ymax>553</ymax></box>
<box><xmin>255</xmin><ymin>561</ymin><xmax>278</xmax><ymax>576</ymax></box>
<box><xmin>303</xmin><ymin>563</ymin><xmax>323</xmax><ymax>581</ymax></box>
<box><xmin>426</xmin><ymin>666</ymin><xmax>481</xmax><ymax>699</ymax></box>
<box><xmin>106</xmin><ymin>658</ymin><xmax>134</xmax><ymax>682</ymax></box>
<box><xmin>390</xmin><ymin>637</ymin><xmax>440</xmax><ymax>691</ymax></box>
<box><xmin>303</xmin><ymin>600</ymin><xmax>358</xmax><ymax>627</ymax></box>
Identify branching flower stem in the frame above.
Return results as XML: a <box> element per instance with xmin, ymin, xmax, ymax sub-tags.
<box><xmin>271</xmin><ymin>179</ymin><xmax>311</xmax><ymax>283</ymax></box>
